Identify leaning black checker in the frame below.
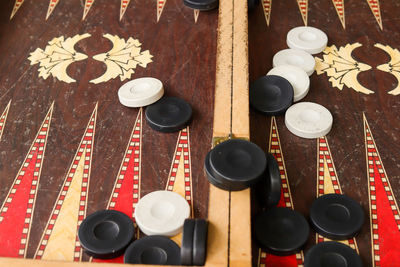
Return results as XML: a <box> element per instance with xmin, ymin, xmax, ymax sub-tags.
<box><xmin>193</xmin><ymin>219</ymin><xmax>208</xmax><ymax>266</ymax></box>
<box><xmin>181</xmin><ymin>219</ymin><xmax>195</xmax><ymax>265</ymax></box>
<box><xmin>250</xmin><ymin>75</ymin><xmax>294</xmax><ymax>116</ymax></box>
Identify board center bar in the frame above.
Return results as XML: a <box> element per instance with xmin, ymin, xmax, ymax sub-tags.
<box><xmin>207</xmin><ymin>0</ymin><xmax>251</xmax><ymax>266</ymax></box>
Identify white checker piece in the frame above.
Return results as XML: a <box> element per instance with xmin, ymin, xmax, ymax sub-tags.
<box><xmin>287</xmin><ymin>26</ymin><xmax>328</xmax><ymax>55</ymax></box>
<box><xmin>135</xmin><ymin>190</ymin><xmax>190</xmax><ymax>237</ymax></box>
<box><xmin>285</xmin><ymin>102</ymin><xmax>333</xmax><ymax>139</ymax></box>
<box><xmin>118</xmin><ymin>77</ymin><xmax>164</xmax><ymax>108</ymax></box>
<box><xmin>273</xmin><ymin>49</ymin><xmax>316</xmax><ymax>76</ymax></box>
<box><xmin>267</xmin><ymin>65</ymin><xmax>310</xmax><ymax>102</ymax></box>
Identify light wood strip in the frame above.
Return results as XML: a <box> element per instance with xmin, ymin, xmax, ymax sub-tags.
<box><xmin>207</xmin><ymin>0</ymin><xmax>251</xmax><ymax>266</ymax></box>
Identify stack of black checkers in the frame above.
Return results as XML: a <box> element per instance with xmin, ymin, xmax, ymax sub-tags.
<box><xmin>252</xmin><ymin>154</ymin><xmax>310</xmax><ymax>256</ymax></box>
<box><xmin>204</xmin><ymin>139</ymin><xmax>267</xmax><ymax>191</ymax></box>
<box><xmin>79</xmin><ymin>200</ymin><xmax>209</xmax><ymax>265</ymax></box>
<box><xmin>181</xmin><ymin>219</ymin><xmax>209</xmax><ymax>266</ymax></box>
<box><xmin>251</xmin><ymin>190</ymin><xmax>365</xmax><ymax>264</ymax></box>
<box><xmin>303</xmin><ymin>194</ymin><xmax>364</xmax><ymax>267</ymax></box>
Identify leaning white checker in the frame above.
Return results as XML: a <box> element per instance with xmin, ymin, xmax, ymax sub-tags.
<box><xmin>118</xmin><ymin>77</ymin><xmax>164</xmax><ymax>107</ymax></box>
<box><xmin>135</xmin><ymin>190</ymin><xmax>190</xmax><ymax>237</ymax></box>
<box><xmin>273</xmin><ymin>49</ymin><xmax>316</xmax><ymax>76</ymax></box>
<box><xmin>287</xmin><ymin>26</ymin><xmax>328</xmax><ymax>55</ymax></box>
<box><xmin>285</xmin><ymin>102</ymin><xmax>333</xmax><ymax>139</ymax></box>
<box><xmin>267</xmin><ymin>65</ymin><xmax>310</xmax><ymax>102</ymax></box>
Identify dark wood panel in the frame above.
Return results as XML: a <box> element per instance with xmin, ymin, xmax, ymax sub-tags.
<box><xmin>0</xmin><ymin>0</ymin><xmax>218</xmax><ymax>260</ymax></box>
<box><xmin>250</xmin><ymin>1</ymin><xmax>400</xmax><ymax>266</ymax></box>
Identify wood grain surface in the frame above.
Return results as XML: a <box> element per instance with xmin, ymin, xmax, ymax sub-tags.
<box><xmin>249</xmin><ymin>1</ymin><xmax>400</xmax><ymax>266</ymax></box>
<box><xmin>0</xmin><ymin>0</ymin><xmax>218</xmax><ymax>262</ymax></box>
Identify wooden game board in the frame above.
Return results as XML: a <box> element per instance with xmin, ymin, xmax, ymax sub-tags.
<box><xmin>2</xmin><ymin>0</ymin><xmax>400</xmax><ymax>267</ymax></box>
<box><xmin>250</xmin><ymin>0</ymin><xmax>400</xmax><ymax>266</ymax></box>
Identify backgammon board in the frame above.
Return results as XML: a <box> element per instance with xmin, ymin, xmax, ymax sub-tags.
<box><xmin>0</xmin><ymin>0</ymin><xmax>399</xmax><ymax>267</ymax></box>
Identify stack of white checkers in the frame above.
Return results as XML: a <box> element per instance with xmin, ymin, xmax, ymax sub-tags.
<box><xmin>251</xmin><ymin>26</ymin><xmax>333</xmax><ymax>139</ymax></box>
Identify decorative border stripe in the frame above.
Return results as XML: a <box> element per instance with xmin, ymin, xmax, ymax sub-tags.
<box><xmin>262</xmin><ymin>0</ymin><xmax>272</xmax><ymax>26</ymax></box>
<box><xmin>120</xmin><ymin>0</ymin><xmax>131</xmax><ymax>20</ymax></box>
<box><xmin>332</xmin><ymin>0</ymin><xmax>345</xmax><ymax>28</ymax></box>
<box><xmin>157</xmin><ymin>0</ymin><xmax>167</xmax><ymax>22</ymax></box>
<box><xmin>0</xmin><ymin>100</ymin><xmax>11</xmax><ymax>141</ymax></box>
<box><xmin>165</xmin><ymin>127</ymin><xmax>193</xmax><ymax>213</ymax></box>
<box><xmin>316</xmin><ymin>136</ymin><xmax>359</xmax><ymax>252</ymax></box>
<box><xmin>34</xmin><ymin>104</ymin><xmax>97</xmax><ymax>261</ymax></box>
<box><xmin>296</xmin><ymin>0</ymin><xmax>308</xmax><ymax>26</ymax></box>
<box><xmin>194</xmin><ymin>9</ymin><xmax>200</xmax><ymax>23</ymax></box>
<box><xmin>0</xmin><ymin>102</ymin><xmax>53</xmax><ymax>258</ymax></box>
<box><xmin>107</xmin><ymin>108</ymin><xmax>142</xmax><ymax>219</ymax></box>
<box><xmin>10</xmin><ymin>0</ymin><xmax>24</xmax><ymax>20</ymax></box>
<box><xmin>92</xmin><ymin>109</ymin><xmax>142</xmax><ymax>264</ymax></box>
<box><xmin>46</xmin><ymin>0</ymin><xmax>60</xmax><ymax>20</ymax></box>
<box><xmin>258</xmin><ymin>116</ymin><xmax>303</xmax><ymax>267</ymax></box>
<box><xmin>366</xmin><ymin>0</ymin><xmax>383</xmax><ymax>30</ymax></box>
<box><xmin>82</xmin><ymin>0</ymin><xmax>95</xmax><ymax>20</ymax></box>
<box><xmin>364</xmin><ymin>114</ymin><xmax>400</xmax><ymax>267</ymax></box>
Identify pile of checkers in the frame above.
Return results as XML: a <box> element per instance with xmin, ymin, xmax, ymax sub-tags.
<box><xmin>251</xmin><ymin>26</ymin><xmax>333</xmax><ymax>139</ymax></box>
<box><xmin>204</xmin><ymin>26</ymin><xmax>365</xmax><ymax>267</ymax></box>
<box><xmin>79</xmin><ymin>191</ymin><xmax>208</xmax><ymax>265</ymax></box>
<box><xmin>79</xmin><ymin>41</ymin><xmax>204</xmax><ymax>262</ymax></box>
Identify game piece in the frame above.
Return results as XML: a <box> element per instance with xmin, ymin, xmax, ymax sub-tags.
<box><xmin>267</xmin><ymin>65</ymin><xmax>310</xmax><ymax>102</ymax></box>
<box><xmin>78</xmin><ymin>210</ymin><xmax>134</xmax><ymax>259</ymax></box>
<box><xmin>118</xmin><ymin>77</ymin><xmax>164</xmax><ymax>108</ymax></box>
<box><xmin>310</xmin><ymin>194</ymin><xmax>365</xmax><ymax>240</ymax></box>
<box><xmin>181</xmin><ymin>219</ymin><xmax>195</xmax><ymax>265</ymax></box>
<box><xmin>287</xmin><ymin>26</ymin><xmax>328</xmax><ymax>54</ymax></box>
<box><xmin>124</xmin><ymin>235</ymin><xmax>181</xmax><ymax>265</ymax></box>
<box><xmin>193</xmin><ymin>219</ymin><xmax>208</xmax><ymax>266</ymax></box>
<box><xmin>135</xmin><ymin>190</ymin><xmax>190</xmax><ymax>236</ymax></box>
<box><xmin>205</xmin><ymin>150</ymin><xmax>255</xmax><ymax>191</ymax></box>
<box><xmin>304</xmin><ymin>241</ymin><xmax>363</xmax><ymax>267</ymax></box>
<box><xmin>285</xmin><ymin>102</ymin><xmax>333</xmax><ymax>139</ymax></box>
<box><xmin>183</xmin><ymin>0</ymin><xmax>219</xmax><ymax>11</ymax></box>
<box><xmin>273</xmin><ymin>49</ymin><xmax>315</xmax><ymax>76</ymax></box>
<box><xmin>205</xmin><ymin>151</ymin><xmax>235</xmax><ymax>191</ymax></box>
<box><xmin>261</xmin><ymin>153</ymin><xmax>281</xmax><ymax>207</ymax></box>
<box><xmin>250</xmin><ymin>75</ymin><xmax>294</xmax><ymax>115</ymax></box>
<box><xmin>145</xmin><ymin>96</ymin><xmax>192</xmax><ymax>133</ymax></box>
<box><xmin>207</xmin><ymin>139</ymin><xmax>267</xmax><ymax>191</ymax></box>
<box><xmin>254</xmin><ymin>207</ymin><xmax>309</xmax><ymax>255</ymax></box>
<box><xmin>248</xmin><ymin>0</ymin><xmax>260</xmax><ymax>12</ymax></box>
